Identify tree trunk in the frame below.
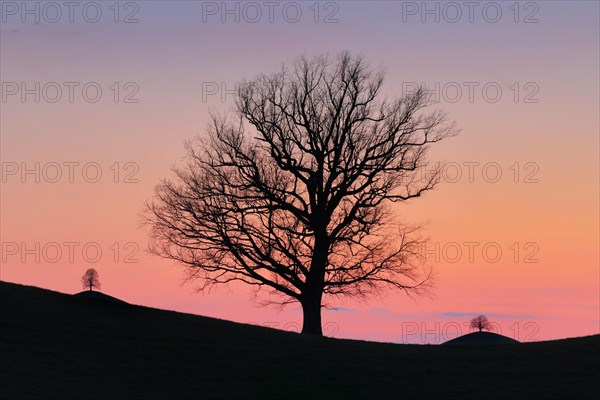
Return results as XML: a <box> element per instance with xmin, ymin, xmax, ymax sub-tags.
<box><xmin>301</xmin><ymin>290</ymin><xmax>323</xmax><ymax>335</ymax></box>
<box><xmin>301</xmin><ymin>229</ymin><xmax>328</xmax><ymax>336</ymax></box>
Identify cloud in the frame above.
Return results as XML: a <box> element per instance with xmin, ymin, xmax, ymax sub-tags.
<box><xmin>326</xmin><ymin>307</ymin><xmax>356</xmax><ymax>313</ymax></box>
<box><xmin>367</xmin><ymin>307</ymin><xmax>393</xmax><ymax>314</ymax></box>
<box><xmin>441</xmin><ymin>311</ymin><xmax>536</xmax><ymax>319</ymax></box>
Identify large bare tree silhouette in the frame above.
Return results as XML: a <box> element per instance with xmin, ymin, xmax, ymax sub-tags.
<box><xmin>146</xmin><ymin>52</ymin><xmax>457</xmax><ymax>335</ymax></box>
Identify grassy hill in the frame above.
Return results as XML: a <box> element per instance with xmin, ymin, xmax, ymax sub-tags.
<box><xmin>1</xmin><ymin>281</ymin><xmax>598</xmax><ymax>399</ymax></box>
<box><xmin>443</xmin><ymin>331</ymin><xmax>521</xmax><ymax>345</ymax></box>
<box><xmin>73</xmin><ymin>290</ymin><xmax>128</xmax><ymax>303</ymax></box>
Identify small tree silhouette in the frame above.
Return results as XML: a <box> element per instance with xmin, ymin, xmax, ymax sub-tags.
<box><xmin>81</xmin><ymin>268</ymin><xmax>101</xmax><ymax>291</ymax></box>
<box><xmin>470</xmin><ymin>315</ymin><xmax>491</xmax><ymax>332</ymax></box>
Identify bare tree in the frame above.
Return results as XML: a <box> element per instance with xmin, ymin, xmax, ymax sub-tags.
<box><xmin>81</xmin><ymin>268</ymin><xmax>101</xmax><ymax>292</ymax></box>
<box><xmin>470</xmin><ymin>315</ymin><xmax>491</xmax><ymax>332</ymax></box>
<box><xmin>146</xmin><ymin>52</ymin><xmax>457</xmax><ymax>335</ymax></box>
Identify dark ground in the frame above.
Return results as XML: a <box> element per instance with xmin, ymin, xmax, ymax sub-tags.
<box><xmin>1</xmin><ymin>281</ymin><xmax>598</xmax><ymax>399</ymax></box>
<box><xmin>73</xmin><ymin>290</ymin><xmax>128</xmax><ymax>303</ymax></box>
<box><xmin>443</xmin><ymin>331</ymin><xmax>520</xmax><ymax>345</ymax></box>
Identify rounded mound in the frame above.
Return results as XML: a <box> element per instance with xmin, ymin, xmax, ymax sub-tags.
<box><xmin>73</xmin><ymin>291</ymin><xmax>127</xmax><ymax>304</ymax></box>
<box><xmin>443</xmin><ymin>331</ymin><xmax>520</xmax><ymax>346</ymax></box>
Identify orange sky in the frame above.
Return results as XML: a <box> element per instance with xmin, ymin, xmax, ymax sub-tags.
<box><xmin>1</xmin><ymin>1</ymin><xmax>598</xmax><ymax>343</ymax></box>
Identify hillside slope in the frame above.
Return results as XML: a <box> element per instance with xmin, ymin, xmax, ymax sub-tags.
<box><xmin>1</xmin><ymin>281</ymin><xmax>598</xmax><ymax>399</ymax></box>
<box><xmin>73</xmin><ymin>290</ymin><xmax>128</xmax><ymax>303</ymax></box>
<box><xmin>443</xmin><ymin>331</ymin><xmax>521</xmax><ymax>345</ymax></box>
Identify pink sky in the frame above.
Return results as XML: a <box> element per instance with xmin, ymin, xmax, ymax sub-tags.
<box><xmin>1</xmin><ymin>1</ymin><xmax>598</xmax><ymax>343</ymax></box>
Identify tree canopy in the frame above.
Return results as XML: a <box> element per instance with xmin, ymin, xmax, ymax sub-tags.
<box><xmin>81</xmin><ymin>268</ymin><xmax>101</xmax><ymax>292</ymax></box>
<box><xmin>146</xmin><ymin>52</ymin><xmax>457</xmax><ymax>335</ymax></box>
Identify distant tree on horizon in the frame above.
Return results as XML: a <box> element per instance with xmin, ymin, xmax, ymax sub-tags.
<box><xmin>81</xmin><ymin>268</ymin><xmax>101</xmax><ymax>292</ymax></box>
<box><xmin>145</xmin><ymin>51</ymin><xmax>458</xmax><ymax>336</ymax></box>
<box><xmin>470</xmin><ymin>315</ymin><xmax>491</xmax><ymax>332</ymax></box>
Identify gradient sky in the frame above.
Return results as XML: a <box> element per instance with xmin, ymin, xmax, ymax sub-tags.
<box><xmin>1</xmin><ymin>0</ymin><xmax>598</xmax><ymax>343</ymax></box>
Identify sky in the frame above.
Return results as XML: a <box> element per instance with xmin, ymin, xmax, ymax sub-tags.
<box><xmin>1</xmin><ymin>0</ymin><xmax>598</xmax><ymax>344</ymax></box>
